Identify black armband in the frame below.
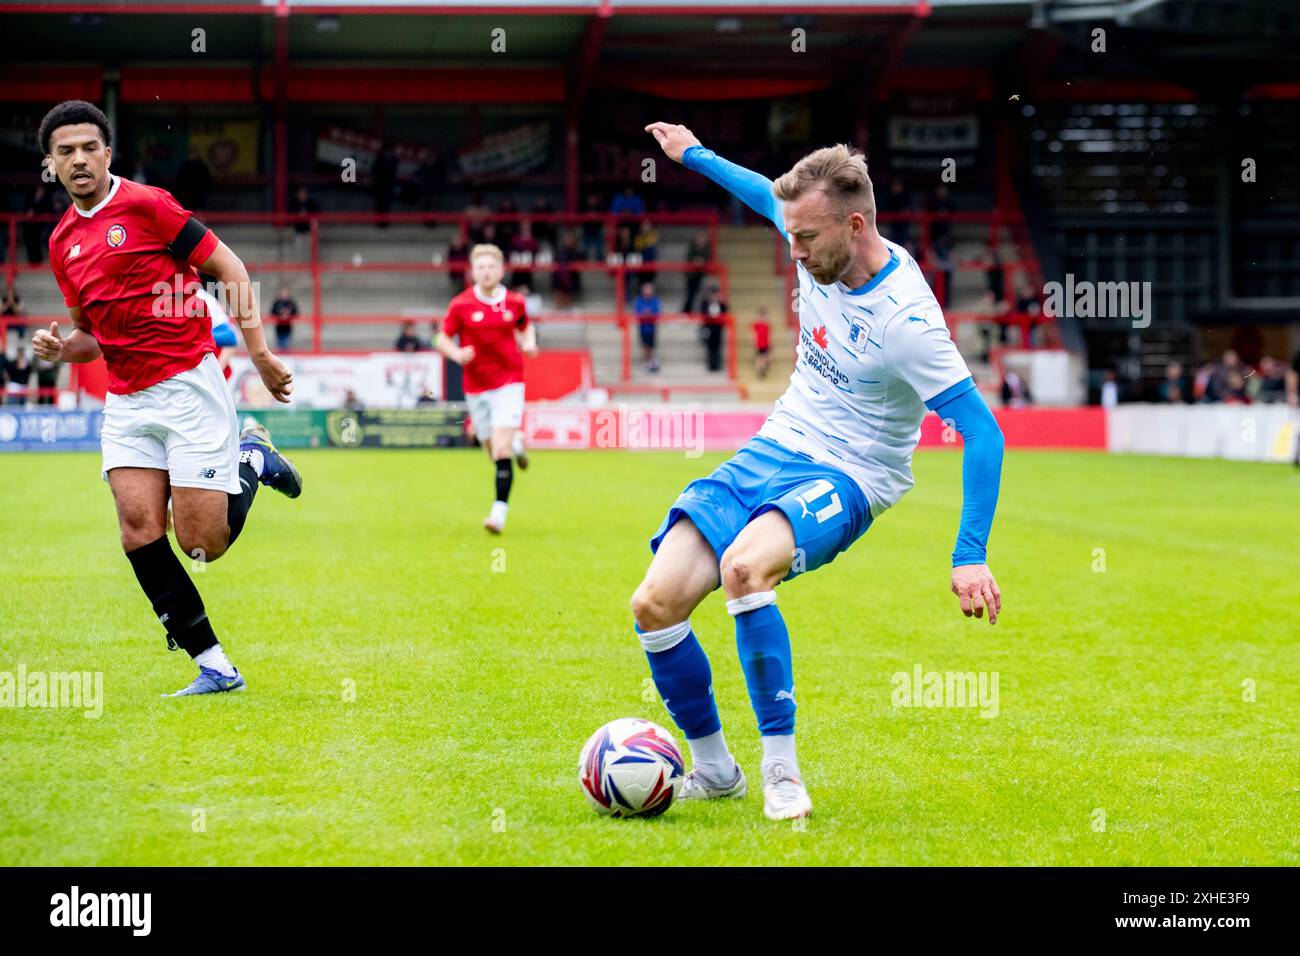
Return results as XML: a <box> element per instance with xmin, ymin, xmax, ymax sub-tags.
<box><xmin>168</xmin><ymin>215</ymin><xmax>210</xmax><ymax>263</ymax></box>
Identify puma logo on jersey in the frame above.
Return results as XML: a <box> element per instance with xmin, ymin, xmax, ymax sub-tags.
<box><xmin>66</xmin><ymin>244</ymin><xmax>80</xmax><ymax>260</ymax></box>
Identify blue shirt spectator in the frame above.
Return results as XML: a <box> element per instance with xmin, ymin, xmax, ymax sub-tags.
<box><xmin>610</xmin><ymin>188</ymin><xmax>645</xmax><ymax>216</ymax></box>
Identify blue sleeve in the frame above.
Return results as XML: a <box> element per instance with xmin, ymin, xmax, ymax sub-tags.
<box><xmin>212</xmin><ymin>323</ymin><xmax>237</xmax><ymax>348</ymax></box>
<box><xmin>682</xmin><ymin>145</ymin><xmax>783</xmax><ymax>231</ymax></box>
<box><xmin>926</xmin><ymin>380</ymin><xmax>1004</xmax><ymax>567</ymax></box>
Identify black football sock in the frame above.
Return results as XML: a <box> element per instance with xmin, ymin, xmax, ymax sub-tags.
<box><xmin>225</xmin><ymin>461</ymin><xmax>260</xmax><ymax>547</ymax></box>
<box><xmin>125</xmin><ymin>536</ymin><xmax>219</xmax><ymax>657</ymax></box>
<box><xmin>494</xmin><ymin>457</ymin><xmax>513</xmax><ymax>503</ymax></box>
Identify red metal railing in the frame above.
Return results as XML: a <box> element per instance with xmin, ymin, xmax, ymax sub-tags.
<box><xmin>3</xmin><ymin>210</ymin><xmax>739</xmax><ymax>394</ymax></box>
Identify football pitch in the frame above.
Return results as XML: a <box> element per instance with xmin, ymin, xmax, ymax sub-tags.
<box><xmin>1</xmin><ymin>447</ymin><xmax>1296</xmax><ymax>867</ymax></box>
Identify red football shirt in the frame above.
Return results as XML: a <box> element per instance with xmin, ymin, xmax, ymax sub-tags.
<box><xmin>442</xmin><ymin>285</ymin><xmax>529</xmax><ymax>394</ymax></box>
<box><xmin>48</xmin><ymin>176</ymin><xmax>220</xmax><ymax>395</ymax></box>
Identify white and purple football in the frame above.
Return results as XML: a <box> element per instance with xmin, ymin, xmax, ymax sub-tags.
<box><xmin>578</xmin><ymin>718</ymin><xmax>685</xmax><ymax>818</ymax></box>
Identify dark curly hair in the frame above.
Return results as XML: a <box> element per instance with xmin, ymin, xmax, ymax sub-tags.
<box><xmin>38</xmin><ymin>100</ymin><xmax>112</xmax><ymax>155</ymax></box>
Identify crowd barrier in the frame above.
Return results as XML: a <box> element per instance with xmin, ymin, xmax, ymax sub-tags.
<box><xmin>6</xmin><ymin>404</ymin><xmax>1295</xmax><ymax>461</ymax></box>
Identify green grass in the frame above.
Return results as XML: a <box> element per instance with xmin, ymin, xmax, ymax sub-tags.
<box><xmin>1</xmin><ymin>448</ymin><xmax>1298</xmax><ymax>866</ymax></box>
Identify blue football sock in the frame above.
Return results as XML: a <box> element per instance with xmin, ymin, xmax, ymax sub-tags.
<box><xmin>636</xmin><ymin>621</ymin><xmax>721</xmax><ymax>741</ymax></box>
<box><xmin>727</xmin><ymin>591</ymin><xmax>795</xmax><ymax>736</ymax></box>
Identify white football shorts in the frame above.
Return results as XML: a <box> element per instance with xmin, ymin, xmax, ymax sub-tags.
<box><xmin>100</xmin><ymin>353</ymin><xmax>240</xmax><ymax>494</ymax></box>
<box><xmin>464</xmin><ymin>381</ymin><xmax>525</xmax><ymax>442</ymax></box>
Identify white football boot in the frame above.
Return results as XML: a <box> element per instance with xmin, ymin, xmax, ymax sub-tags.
<box><xmin>679</xmin><ymin>762</ymin><xmax>747</xmax><ymax>801</ymax></box>
<box><xmin>512</xmin><ymin>432</ymin><xmax>529</xmax><ymax>470</ymax></box>
<box><xmin>761</xmin><ymin>761</ymin><xmax>812</xmax><ymax>820</ymax></box>
<box><xmin>483</xmin><ymin>500</ymin><xmax>508</xmax><ymax>534</ymax></box>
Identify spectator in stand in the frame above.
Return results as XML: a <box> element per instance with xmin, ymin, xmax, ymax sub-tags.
<box><xmin>581</xmin><ymin>192</ymin><xmax>605</xmax><ymax>262</ymax></box>
<box><xmin>552</xmin><ymin>229</ymin><xmax>583</xmax><ymax>307</ymax></box>
<box><xmin>23</xmin><ymin>182</ymin><xmax>56</xmax><ymax>264</ymax></box>
<box><xmin>343</xmin><ymin>388</ymin><xmax>365</xmax><ymax>411</ymax></box>
<box><xmin>416</xmin><ymin>148</ymin><xmax>446</xmax><ymax>215</ymax></box>
<box><xmin>985</xmin><ymin>245</ymin><xmax>1007</xmax><ymax>310</ymax></box>
<box><xmin>634</xmin><ymin>280</ymin><xmax>662</xmax><ymax>373</ymax></box>
<box><xmin>291</xmin><ymin>185</ymin><xmax>319</xmax><ymax>235</ymax></box>
<box><xmin>1288</xmin><ymin>348</ymin><xmax>1300</xmax><ymax>408</ymax></box>
<box><xmin>932</xmin><ymin>235</ymin><xmax>954</xmax><ymax>310</ymax></box>
<box><xmin>130</xmin><ymin>143</ymin><xmax>150</xmax><ymax>184</ymax></box>
<box><xmin>1253</xmin><ymin>356</ymin><xmax>1288</xmax><ymax>403</ymax></box>
<box><xmin>480</xmin><ymin>222</ymin><xmax>501</xmax><ymax>258</ymax></box>
<box><xmin>929</xmin><ymin>184</ymin><xmax>954</xmax><ymax>249</ymax></box>
<box><xmin>634</xmin><ymin>219</ymin><xmax>658</xmax><ymax>291</ymax></box>
<box><xmin>1011</xmin><ymin>274</ymin><xmax>1041</xmax><ymax>347</ymax></box>
<box><xmin>174</xmin><ymin>149</ymin><xmax>211</xmax><ymax>212</ymax></box>
<box><xmin>270</xmin><ymin>285</ymin><xmax>299</xmax><ymax>353</ymax></box>
<box><xmin>610</xmin><ymin>186</ymin><xmax>646</xmax><ymax>218</ymax></box>
<box><xmin>884</xmin><ymin>176</ymin><xmax>913</xmax><ymax>248</ymax></box>
<box><xmin>979</xmin><ymin>245</ymin><xmax>1010</xmax><ymax>361</ymax></box>
<box><xmin>509</xmin><ymin>218</ymin><xmax>539</xmax><ymax>289</ymax></box>
<box><xmin>2</xmin><ymin>283</ymin><xmax>25</xmax><ymax>349</ymax></box>
<box><xmin>699</xmin><ymin>287</ymin><xmax>728</xmax><ymax>373</ymax></box>
<box><xmin>395</xmin><ymin>320</ymin><xmax>423</xmax><ymax>353</ymax></box>
<box><xmin>514</xmin><ymin>282</ymin><xmax>543</xmax><ymax>323</ymax></box>
<box><xmin>447</xmin><ymin>233</ymin><xmax>470</xmax><ymax>290</ymax></box>
<box><xmin>1099</xmin><ymin>370</ymin><xmax>1118</xmax><ymax>409</ymax></box>
<box><xmin>530</xmin><ymin>196</ymin><xmax>556</xmax><ymax>249</ymax></box>
<box><xmin>464</xmin><ymin>193</ymin><xmax>492</xmax><ymax>244</ymax></box>
<box><xmin>612</xmin><ymin>223</ymin><xmax>636</xmax><ymax>303</ymax></box>
<box><xmin>5</xmin><ymin>350</ymin><xmax>32</xmax><ymax>405</ymax></box>
<box><xmin>1158</xmin><ymin>361</ymin><xmax>1190</xmax><ymax>403</ymax></box>
<box><xmin>416</xmin><ymin>387</ymin><xmax>438</xmax><ymax>405</ymax></box>
<box><xmin>753</xmin><ymin>307</ymin><xmax>772</xmax><ymax>379</ymax></box>
<box><xmin>35</xmin><ymin>352</ymin><xmax>57</xmax><ymax>405</ymax></box>
<box><xmin>1202</xmin><ymin>350</ymin><xmax>1245</xmax><ymax>403</ymax></box>
<box><xmin>682</xmin><ymin>229</ymin><xmax>710</xmax><ymax>313</ymax></box>
<box><xmin>495</xmin><ymin>196</ymin><xmax>519</xmax><ymax>251</ymax></box>
<box><xmin>372</xmin><ymin>142</ymin><xmax>398</xmax><ymax>226</ymax></box>
<box><xmin>1002</xmin><ymin>369</ymin><xmax>1033</xmax><ymax>408</ymax></box>
<box><xmin>1222</xmin><ymin>369</ymin><xmax>1250</xmax><ymax>404</ymax></box>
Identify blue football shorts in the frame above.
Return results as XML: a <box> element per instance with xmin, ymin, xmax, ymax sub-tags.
<box><xmin>649</xmin><ymin>435</ymin><xmax>873</xmax><ymax>579</ymax></box>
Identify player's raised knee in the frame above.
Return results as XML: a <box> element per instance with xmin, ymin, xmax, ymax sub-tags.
<box><xmin>631</xmin><ymin>579</ymin><xmax>674</xmax><ymax>632</ymax></box>
<box><xmin>176</xmin><ymin>529</ymin><xmax>229</xmax><ymax>564</ymax></box>
<box><xmin>719</xmin><ymin>549</ymin><xmax>771</xmax><ymax>598</ymax></box>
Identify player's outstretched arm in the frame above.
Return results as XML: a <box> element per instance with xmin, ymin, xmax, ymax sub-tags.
<box><xmin>929</xmin><ymin>382</ymin><xmax>1005</xmax><ymax>624</ymax></box>
<box><xmin>197</xmin><ymin>239</ymin><xmax>293</xmax><ymax>403</ymax></box>
<box><xmin>644</xmin><ymin>122</ymin><xmax>784</xmax><ymax>231</ymax></box>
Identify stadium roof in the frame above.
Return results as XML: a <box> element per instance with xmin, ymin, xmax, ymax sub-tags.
<box><xmin>0</xmin><ymin>0</ymin><xmax>1294</xmax><ymax>90</ymax></box>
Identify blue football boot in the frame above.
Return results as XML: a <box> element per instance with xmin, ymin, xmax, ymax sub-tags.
<box><xmin>163</xmin><ymin>666</ymin><xmax>246</xmax><ymax>698</ymax></box>
<box><xmin>239</xmin><ymin>420</ymin><xmax>302</xmax><ymax>498</ymax></box>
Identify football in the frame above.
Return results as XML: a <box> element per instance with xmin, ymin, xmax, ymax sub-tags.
<box><xmin>578</xmin><ymin>718</ymin><xmax>685</xmax><ymax>818</ymax></box>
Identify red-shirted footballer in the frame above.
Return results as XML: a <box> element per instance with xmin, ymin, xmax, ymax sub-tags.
<box><xmin>31</xmin><ymin>100</ymin><xmax>301</xmax><ymax>698</ymax></box>
<box><xmin>435</xmin><ymin>244</ymin><xmax>538</xmax><ymax>534</ymax></box>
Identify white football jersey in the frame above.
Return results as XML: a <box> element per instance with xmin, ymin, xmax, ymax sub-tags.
<box><xmin>757</xmin><ymin>236</ymin><xmax>972</xmax><ymax>517</ymax></box>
